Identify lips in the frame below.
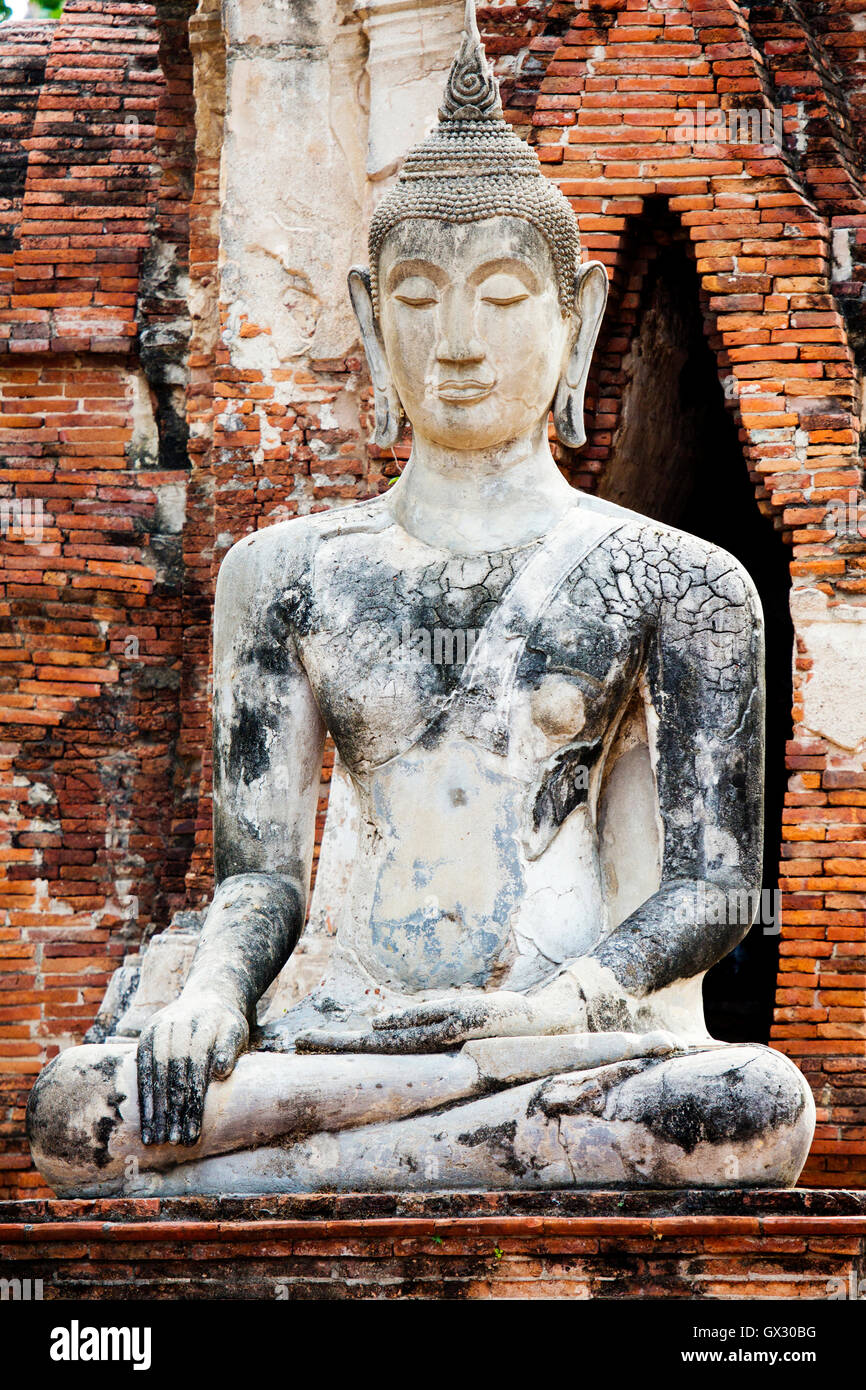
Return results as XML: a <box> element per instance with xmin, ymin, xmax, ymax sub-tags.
<box><xmin>437</xmin><ymin>378</ymin><xmax>495</xmax><ymax>404</ymax></box>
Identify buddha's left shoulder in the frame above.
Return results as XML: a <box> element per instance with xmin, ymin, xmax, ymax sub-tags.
<box><xmin>585</xmin><ymin>502</ymin><xmax>760</xmax><ymax>612</ymax></box>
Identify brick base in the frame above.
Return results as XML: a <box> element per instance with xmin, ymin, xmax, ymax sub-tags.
<box><xmin>1</xmin><ymin>1190</ymin><xmax>864</xmax><ymax>1300</ymax></box>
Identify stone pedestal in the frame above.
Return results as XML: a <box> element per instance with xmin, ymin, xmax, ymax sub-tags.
<box><xmin>1</xmin><ymin>1191</ymin><xmax>864</xmax><ymax>1300</ymax></box>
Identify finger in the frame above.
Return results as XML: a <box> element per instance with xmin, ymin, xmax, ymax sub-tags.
<box><xmin>166</xmin><ymin>1052</ymin><xmax>190</xmax><ymax>1145</ymax></box>
<box><xmin>297</xmin><ymin>1023</ymin><xmax>461</xmax><ymax>1055</ymax></box>
<box><xmin>151</xmin><ymin>1023</ymin><xmax>171</xmax><ymax>1146</ymax></box>
<box><xmin>373</xmin><ymin>1004</ymin><xmax>448</xmax><ymax>1030</ymax></box>
<box><xmin>166</xmin><ymin>1015</ymin><xmax>194</xmax><ymax>1144</ymax></box>
<box><xmin>295</xmin><ymin>1029</ymin><xmax>371</xmax><ymax>1053</ymax></box>
<box><xmin>179</xmin><ymin>1016</ymin><xmax>216</xmax><ymax>1145</ymax></box>
<box><xmin>181</xmin><ymin>1051</ymin><xmax>209</xmax><ymax>1146</ymax></box>
<box><xmin>137</xmin><ymin>1032</ymin><xmax>155</xmax><ymax>1145</ymax></box>
<box><xmin>371</xmin><ymin>1021</ymin><xmax>462</xmax><ymax>1053</ymax></box>
<box><xmin>212</xmin><ymin>1016</ymin><xmax>247</xmax><ymax>1078</ymax></box>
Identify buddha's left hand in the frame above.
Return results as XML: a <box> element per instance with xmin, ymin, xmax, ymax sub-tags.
<box><xmin>296</xmin><ymin>988</ymin><xmax>584</xmax><ymax>1054</ymax></box>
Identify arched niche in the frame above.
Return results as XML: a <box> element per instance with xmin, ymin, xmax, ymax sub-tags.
<box><xmin>596</xmin><ymin>199</ymin><xmax>791</xmax><ymax>1044</ymax></box>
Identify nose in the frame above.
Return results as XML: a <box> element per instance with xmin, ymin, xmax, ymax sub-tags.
<box><xmin>436</xmin><ymin>285</ymin><xmax>485</xmax><ymax>365</ymax></box>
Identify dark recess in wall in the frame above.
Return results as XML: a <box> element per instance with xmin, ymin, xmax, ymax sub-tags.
<box><xmin>599</xmin><ymin>200</ymin><xmax>791</xmax><ymax>1044</ymax></box>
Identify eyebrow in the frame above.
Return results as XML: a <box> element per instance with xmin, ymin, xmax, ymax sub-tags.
<box><xmin>386</xmin><ymin>259</ymin><xmax>447</xmax><ymax>292</ymax></box>
<box><xmin>385</xmin><ymin>254</ymin><xmax>544</xmax><ymax>294</ymax></box>
<box><xmin>469</xmin><ymin>257</ymin><xmax>541</xmax><ymax>292</ymax></box>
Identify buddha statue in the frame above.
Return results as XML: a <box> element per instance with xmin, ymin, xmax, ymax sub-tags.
<box><xmin>28</xmin><ymin>2</ymin><xmax>815</xmax><ymax>1195</ymax></box>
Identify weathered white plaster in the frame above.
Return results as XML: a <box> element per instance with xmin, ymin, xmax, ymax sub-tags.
<box><xmin>357</xmin><ymin>0</ymin><xmax>463</xmax><ymax>181</ymax></box>
<box><xmin>222</xmin><ymin>51</ymin><xmax>366</xmax><ymax>363</ymax></box>
<box><xmin>115</xmin><ymin>929</ymin><xmax>201</xmax><ymax>1037</ymax></box>
<box><xmin>263</xmin><ymin>755</ymin><xmax>360</xmax><ymax>1017</ymax></box>
<box><xmin>598</xmin><ymin>705</ymin><xmax>662</xmax><ymax>928</ymax></box>
<box><xmin>153</xmin><ymin>481</ymin><xmax>187</xmax><ymax>536</ymax></box>
<box><xmin>220</xmin><ymin>0</ymin><xmax>461</xmax><ymax>366</ymax></box>
<box><xmin>127</xmin><ymin>369</ymin><xmax>159</xmax><ymax>469</ymax></box>
<box><xmin>791</xmin><ymin>586</ymin><xmax>866</xmax><ymax>753</ymax></box>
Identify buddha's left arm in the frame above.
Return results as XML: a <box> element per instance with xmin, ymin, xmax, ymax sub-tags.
<box><xmin>575</xmin><ymin>541</ymin><xmax>766</xmax><ymax>1020</ymax></box>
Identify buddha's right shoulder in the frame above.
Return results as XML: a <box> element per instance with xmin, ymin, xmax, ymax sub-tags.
<box><xmin>216</xmin><ymin>495</ymin><xmax>393</xmax><ymax>594</ymax></box>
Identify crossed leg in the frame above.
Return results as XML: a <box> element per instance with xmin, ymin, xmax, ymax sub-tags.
<box><xmin>28</xmin><ymin>1039</ymin><xmax>814</xmax><ymax>1196</ymax></box>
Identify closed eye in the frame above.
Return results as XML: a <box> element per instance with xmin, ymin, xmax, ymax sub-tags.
<box><xmin>393</xmin><ymin>276</ymin><xmax>439</xmax><ymax>307</ymax></box>
<box><xmin>481</xmin><ymin>292</ymin><xmax>530</xmax><ymax>306</ymax></box>
<box><xmin>479</xmin><ymin>273</ymin><xmax>530</xmax><ymax>306</ymax></box>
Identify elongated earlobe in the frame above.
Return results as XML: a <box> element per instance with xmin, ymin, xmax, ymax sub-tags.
<box><xmin>553</xmin><ymin>261</ymin><xmax>609</xmax><ymax>449</ymax></box>
<box><xmin>348</xmin><ymin>266</ymin><xmax>403</xmax><ymax>448</ymax></box>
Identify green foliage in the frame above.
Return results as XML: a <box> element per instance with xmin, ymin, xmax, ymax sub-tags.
<box><xmin>0</xmin><ymin>0</ymin><xmax>66</xmax><ymax>19</ymax></box>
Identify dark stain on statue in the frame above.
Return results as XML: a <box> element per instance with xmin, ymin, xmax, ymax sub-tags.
<box><xmin>26</xmin><ymin>1052</ymin><xmax>126</xmax><ymax>1171</ymax></box>
<box><xmin>245</xmin><ymin>632</ymin><xmax>293</xmax><ymax>678</ymax></box>
<box><xmin>92</xmin><ymin>1057</ymin><xmax>127</xmax><ymax>1168</ymax></box>
<box><xmin>213</xmin><ymin>803</ymin><xmax>250</xmax><ymax>881</ymax></box>
<box><xmin>586</xmin><ymin>991</ymin><xmax>632</xmax><ymax>1033</ymax></box>
<box><xmin>531</xmin><ymin>740</ymin><xmax>601</xmax><ymax>837</ymax></box>
<box><xmin>227</xmin><ymin>703</ymin><xmax>276</xmax><ymax>785</ymax></box>
<box><xmin>272</xmin><ymin>584</ymin><xmax>314</xmax><ymax>641</ymax></box>
<box><xmin>613</xmin><ymin>1053</ymin><xmax>807</xmax><ymax>1154</ymax></box>
<box><xmin>457</xmin><ymin>1119</ymin><xmax>526</xmax><ymax>1177</ymax></box>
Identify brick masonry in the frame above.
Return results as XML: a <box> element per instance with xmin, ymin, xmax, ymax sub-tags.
<box><xmin>1</xmin><ymin>1190</ymin><xmax>864</xmax><ymax>1298</ymax></box>
<box><xmin>0</xmin><ymin>0</ymin><xmax>864</xmax><ymax>1203</ymax></box>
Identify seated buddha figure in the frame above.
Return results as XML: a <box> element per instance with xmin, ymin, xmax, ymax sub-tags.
<box><xmin>28</xmin><ymin>4</ymin><xmax>814</xmax><ymax>1195</ymax></box>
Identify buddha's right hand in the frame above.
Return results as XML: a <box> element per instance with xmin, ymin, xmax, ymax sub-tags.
<box><xmin>136</xmin><ymin>992</ymin><xmax>249</xmax><ymax>1147</ymax></box>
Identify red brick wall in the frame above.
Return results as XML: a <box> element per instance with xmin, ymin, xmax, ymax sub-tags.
<box><xmin>0</xmin><ymin>0</ymin><xmax>865</xmax><ymax>1196</ymax></box>
<box><xmin>0</xmin><ymin>353</ymin><xmax>191</xmax><ymax>1196</ymax></box>
<box><xmin>0</xmin><ymin>1</ymin><xmax>195</xmax><ymax>1197</ymax></box>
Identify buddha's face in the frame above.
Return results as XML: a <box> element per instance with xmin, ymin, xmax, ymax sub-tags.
<box><xmin>377</xmin><ymin>217</ymin><xmax>570</xmax><ymax>451</ymax></box>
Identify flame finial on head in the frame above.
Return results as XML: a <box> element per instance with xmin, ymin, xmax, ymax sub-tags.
<box><xmin>367</xmin><ymin>0</ymin><xmax>581</xmax><ymax>316</ymax></box>
<box><xmin>439</xmin><ymin>0</ymin><xmax>502</xmax><ymax>121</ymax></box>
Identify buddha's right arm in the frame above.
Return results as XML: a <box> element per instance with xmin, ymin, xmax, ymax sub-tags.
<box><xmin>137</xmin><ymin>528</ymin><xmax>326</xmax><ymax>1144</ymax></box>
<box><xmin>187</xmin><ymin>528</ymin><xmax>327</xmax><ymax>1015</ymax></box>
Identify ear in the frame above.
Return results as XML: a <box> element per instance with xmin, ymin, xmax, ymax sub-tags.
<box><xmin>553</xmin><ymin>261</ymin><xmax>609</xmax><ymax>449</ymax></box>
<box><xmin>348</xmin><ymin>266</ymin><xmax>402</xmax><ymax>448</ymax></box>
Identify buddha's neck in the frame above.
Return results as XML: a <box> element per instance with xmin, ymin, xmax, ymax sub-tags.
<box><xmin>389</xmin><ymin>427</ymin><xmax>576</xmax><ymax>555</ymax></box>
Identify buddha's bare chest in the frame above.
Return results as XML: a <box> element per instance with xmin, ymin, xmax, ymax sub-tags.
<box><xmin>291</xmin><ymin>540</ymin><xmax>646</xmax><ymax>775</ymax></box>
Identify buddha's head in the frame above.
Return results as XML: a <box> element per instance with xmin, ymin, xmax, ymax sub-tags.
<box><xmin>349</xmin><ymin>0</ymin><xmax>608</xmax><ymax>454</ymax></box>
